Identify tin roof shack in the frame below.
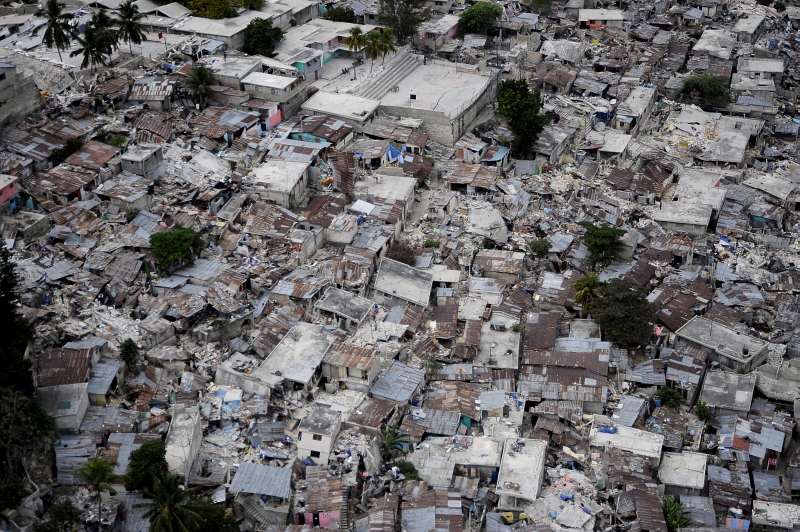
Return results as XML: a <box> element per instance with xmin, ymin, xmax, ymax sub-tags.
<box><xmin>27</xmin><ymin>165</ymin><xmax>99</xmax><ymax>205</ymax></box>
<box><xmin>371</xmin><ymin>361</ymin><xmax>425</xmax><ymax>404</ymax></box>
<box><xmin>241</xmin><ymin>72</ymin><xmax>308</xmax><ymax>119</ymax></box>
<box><xmin>243</xmin><ymin>160</ymin><xmax>309</xmax><ymax>208</ymax></box>
<box><xmin>321</xmin><ymin>344</ymin><xmax>381</xmax><ymax>393</ymax></box>
<box><xmin>731</xmin><ymin>14</ymin><xmax>766</xmax><ymax>44</ymax></box>
<box><xmin>65</xmin><ymin>141</ymin><xmax>120</xmax><ymax>173</ymax></box>
<box><xmin>87</xmin><ymin>358</ymin><xmax>125</xmax><ymax>406</ymax></box>
<box><xmin>698</xmin><ymin>371</ymin><xmax>755</xmax><ymax>418</ymax></box>
<box><xmin>455</xmin><ymin>133</ymin><xmax>488</xmax><ymax>164</ymax></box>
<box><xmin>254</xmin><ymin>323</ymin><xmax>334</xmax><ymax>391</ymax></box>
<box><xmin>473</xmin><ymin>250</ymin><xmax>525</xmax><ymax>284</ymax></box>
<box><xmin>120</xmin><ymin>144</ymin><xmax>164</xmax><ymax>179</ymax></box>
<box><xmin>579</xmin><ymin>9</ymin><xmax>625</xmax><ymax>29</ymax></box>
<box><xmin>164</xmin><ymin>404</ymin><xmax>202</xmax><ymax>486</ymax></box>
<box><xmin>130</xmin><ymin>77</ymin><xmax>175</xmax><ymax>111</ymax></box>
<box><xmin>35</xmin><ymin>382</ymin><xmax>90</xmax><ymax>433</ymax></box>
<box><xmin>752</xmin><ymin>501</ymin><xmax>800</xmax><ymax>531</ymax></box>
<box><xmin>314</xmin><ymin>288</ymin><xmax>373</xmax><ymax>332</ymax></box>
<box><xmin>590</xmin><ymin>416</ymin><xmax>665</xmax><ymax>467</ymax></box>
<box><xmin>658</xmin><ymin>452</ymin><xmax>707</xmax><ymax>497</ymax></box>
<box><xmin>94</xmin><ymin>172</ymin><xmax>151</xmax><ymax>212</ymax></box>
<box><xmin>301</xmin><ymin>92</ymin><xmax>381</xmax><ymax>133</ymax></box>
<box><xmin>495</xmin><ymin>438</ymin><xmax>547</xmax><ymax>510</ymax></box>
<box><xmin>373</xmin><ymin>258</ymin><xmax>433</xmax><ymax>309</ymax></box>
<box><xmin>296</xmin><ymin>408</ymin><xmax>341</xmax><ymax>465</ymax></box>
<box><xmin>229</xmin><ymin>463</ymin><xmax>292</xmax><ymax>525</ymax></box>
<box><xmin>675</xmin><ymin>316</ymin><xmax>768</xmax><ymax>371</ymax></box>
<box><xmin>706</xmin><ymin>462</ymin><xmax>752</xmax><ymax>511</ymax></box>
<box><xmin>614</xmin><ymin>87</ymin><xmax>656</xmax><ymax>135</ymax></box>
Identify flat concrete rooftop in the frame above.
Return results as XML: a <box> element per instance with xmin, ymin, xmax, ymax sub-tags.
<box><xmin>380</xmin><ymin>62</ymin><xmax>493</xmax><ymax>119</ymax></box>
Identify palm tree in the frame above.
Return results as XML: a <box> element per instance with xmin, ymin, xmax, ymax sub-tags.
<box><xmin>363</xmin><ymin>32</ymin><xmax>383</xmax><ymax>74</ymax></box>
<box><xmin>89</xmin><ymin>10</ymin><xmax>119</xmax><ymax>57</ymax></box>
<box><xmin>136</xmin><ymin>474</ymin><xmax>201</xmax><ymax>532</ymax></box>
<box><xmin>33</xmin><ymin>0</ymin><xmax>72</xmax><ymax>63</ymax></box>
<box><xmin>380</xmin><ymin>426</ymin><xmax>409</xmax><ymax>461</ymax></box>
<box><xmin>75</xmin><ymin>458</ymin><xmax>121</xmax><ymax>517</ymax></box>
<box><xmin>343</xmin><ymin>26</ymin><xmax>367</xmax><ymax>80</ymax></box>
<box><xmin>572</xmin><ymin>272</ymin><xmax>605</xmax><ymax>318</ymax></box>
<box><xmin>70</xmin><ymin>26</ymin><xmax>108</xmax><ymax>73</ymax></box>
<box><xmin>184</xmin><ymin>65</ymin><xmax>217</xmax><ymax>109</ymax></box>
<box><xmin>115</xmin><ymin>0</ymin><xmax>147</xmax><ymax>55</ymax></box>
<box><xmin>378</xmin><ymin>29</ymin><xmax>397</xmax><ymax>66</ymax></box>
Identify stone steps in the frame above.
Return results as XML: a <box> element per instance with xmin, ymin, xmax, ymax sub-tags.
<box><xmin>358</xmin><ymin>52</ymin><xmax>421</xmax><ymax>101</ymax></box>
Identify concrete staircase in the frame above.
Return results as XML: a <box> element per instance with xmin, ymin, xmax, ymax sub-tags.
<box><xmin>358</xmin><ymin>52</ymin><xmax>422</xmax><ymax>101</ymax></box>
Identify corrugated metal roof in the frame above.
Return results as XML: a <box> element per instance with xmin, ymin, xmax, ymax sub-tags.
<box><xmin>228</xmin><ymin>462</ymin><xmax>291</xmax><ymax>498</ymax></box>
<box><xmin>371</xmin><ymin>361</ymin><xmax>425</xmax><ymax>403</ymax></box>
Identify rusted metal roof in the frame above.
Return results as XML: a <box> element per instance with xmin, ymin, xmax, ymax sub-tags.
<box><xmin>9</xmin><ymin>130</ymin><xmax>65</xmax><ymax>162</ymax></box>
<box><xmin>473</xmin><ymin>250</ymin><xmax>523</xmax><ymax>275</ymax></box>
<box><xmin>38</xmin><ymin>347</ymin><xmax>92</xmax><ymax>387</ymax></box>
<box><xmin>524</xmin><ymin>311</ymin><xmax>561</xmax><ymax>352</ymax></box>
<box><xmin>133</xmin><ymin>115</ymin><xmax>173</xmax><ymax>140</ymax></box>
<box><xmin>330</xmin><ymin>152</ymin><xmax>355</xmax><ymax>195</ymax></box>
<box><xmin>431</xmin><ymin>304</ymin><xmax>458</xmax><ymax>339</ymax></box>
<box><xmin>94</xmin><ymin>78</ymin><xmax>130</xmax><ymax>97</ymax></box>
<box><xmin>348</xmin><ymin>397</ymin><xmax>395</xmax><ymax>429</ymax></box>
<box><xmin>104</xmin><ymin>257</ymin><xmax>142</xmax><ymax>283</ymax></box>
<box><xmin>65</xmin><ymin>141</ymin><xmax>119</xmax><ymax>171</ymax></box>
<box><xmin>323</xmin><ymin>343</ymin><xmax>379</xmax><ymax>371</ymax></box>
<box><xmin>28</xmin><ymin>165</ymin><xmax>97</xmax><ymax>196</ymax></box>
<box><xmin>245</xmin><ymin>202</ymin><xmax>297</xmax><ymax>237</ymax></box>
<box><xmin>305</xmin><ymin>466</ymin><xmax>344</xmax><ymax>513</ymax></box>
<box><xmin>425</xmin><ymin>381</ymin><xmax>482</xmax><ymax>418</ymax></box>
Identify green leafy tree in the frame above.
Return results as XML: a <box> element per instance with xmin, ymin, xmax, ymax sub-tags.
<box><xmin>37</xmin><ymin>500</ymin><xmax>81</xmax><ymax>532</ymax></box>
<box><xmin>496</xmin><ymin>80</ymin><xmax>547</xmax><ymax>158</ymax></box>
<box><xmin>343</xmin><ymin>26</ymin><xmax>368</xmax><ymax>79</ymax></box>
<box><xmin>363</xmin><ymin>31</ymin><xmax>383</xmax><ymax>74</ymax></box>
<box><xmin>70</xmin><ymin>26</ymin><xmax>110</xmax><ymax>73</ymax></box>
<box><xmin>380</xmin><ymin>426</ymin><xmax>409</xmax><ymax>460</ymax></box>
<box><xmin>591</xmin><ymin>279</ymin><xmax>656</xmax><ymax>348</ymax></box>
<box><xmin>119</xmin><ymin>338</ymin><xmax>139</xmax><ymax>368</ymax></box>
<box><xmin>573</xmin><ymin>272</ymin><xmax>606</xmax><ymax>317</ymax></box>
<box><xmin>663</xmin><ymin>496</ymin><xmax>690</xmax><ymax>532</ymax></box>
<box><xmin>0</xmin><ymin>240</ymin><xmax>36</xmax><ymax>395</ymax></box>
<box><xmin>378</xmin><ymin>0</ymin><xmax>429</xmax><ymax>41</ymax></box>
<box><xmin>529</xmin><ymin>238</ymin><xmax>551</xmax><ymax>263</ymax></box>
<box><xmin>774</xmin><ymin>1</ymin><xmax>786</xmax><ymax>10</ymax></box>
<box><xmin>656</xmin><ymin>388</ymin><xmax>683</xmax><ymax>409</ymax></box>
<box><xmin>387</xmin><ymin>241</ymin><xmax>415</xmax><ymax>265</ymax></box>
<box><xmin>189</xmin><ymin>498</ymin><xmax>238</xmax><ymax>532</ymax></box>
<box><xmin>90</xmin><ymin>10</ymin><xmax>119</xmax><ymax>57</ymax></box>
<box><xmin>149</xmin><ymin>229</ymin><xmax>205</xmax><ymax>271</ymax></box>
<box><xmin>578</xmin><ymin>221</ymin><xmax>626</xmax><ymax>264</ymax></box>
<box><xmin>695</xmin><ymin>400</ymin><xmax>709</xmax><ymax>421</ymax></box>
<box><xmin>65</xmin><ymin>137</ymin><xmax>84</xmax><ymax>155</ymax></box>
<box><xmin>459</xmin><ymin>2</ymin><xmax>503</xmax><ymax>33</ymax></box>
<box><xmin>188</xmin><ymin>0</ymin><xmax>237</xmax><ymax>19</ymax></box>
<box><xmin>392</xmin><ymin>460</ymin><xmax>420</xmax><ymax>480</ymax></box>
<box><xmin>75</xmin><ymin>458</ymin><xmax>121</xmax><ymax>517</ymax></box>
<box><xmin>184</xmin><ymin>65</ymin><xmax>218</xmax><ymax>109</ymax></box>
<box><xmin>33</xmin><ymin>0</ymin><xmax>72</xmax><ymax>63</ymax></box>
<box><xmin>126</xmin><ymin>439</ymin><xmax>168</xmax><ymax>493</ymax></box>
<box><xmin>677</xmin><ymin>74</ymin><xmax>733</xmax><ymax>110</ymax></box>
<box><xmin>136</xmin><ymin>474</ymin><xmax>202</xmax><ymax>532</ymax></box>
<box><xmin>115</xmin><ymin>0</ymin><xmax>147</xmax><ymax>55</ymax></box>
<box><xmin>243</xmin><ymin>18</ymin><xmax>283</xmax><ymax>57</ymax></box>
<box><xmin>378</xmin><ymin>29</ymin><xmax>398</xmax><ymax>65</ymax></box>
<box><xmin>421</xmin><ymin>357</ymin><xmax>443</xmax><ymax>378</ymax></box>
<box><xmin>424</xmin><ymin>240</ymin><xmax>440</xmax><ymax>248</ymax></box>
<box><xmin>0</xmin><ymin>389</ymin><xmax>53</xmax><ymax>509</ymax></box>
<box><xmin>323</xmin><ymin>6</ymin><xmax>357</xmax><ymax>23</ymax></box>
<box><xmin>109</xmin><ymin>134</ymin><xmax>128</xmax><ymax>148</ymax></box>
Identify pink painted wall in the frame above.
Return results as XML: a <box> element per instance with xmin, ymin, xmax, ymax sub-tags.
<box><xmin>0</xmin><ymin>179</ymin><xmax>18</xmax><ymax>205</ymax></box>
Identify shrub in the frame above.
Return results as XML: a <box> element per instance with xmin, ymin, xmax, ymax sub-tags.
<box><xmin>393</xmin><ymin>460</ymin><xmax>421</xmax><ymax>480</ymax></box>
<box><xmin>695</xmin><ymin>401</ymin><xmax>709</xmax><ymax>421</ymax></box>
<box><xmin>423</xmin><ymin>240</ymin><xmax>440</xmax><ymax>248</ymax></box>
<box><xmin>656</xmin><ymin>388</ymin><xmax>683</xmax><ymax>409</ymax></box>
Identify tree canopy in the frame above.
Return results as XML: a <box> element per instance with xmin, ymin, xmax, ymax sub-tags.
<box><xmin>0</xmin><ymin>242</ymin><xmax>35</xmax><ymax>395</ymax></box>
<box><xmin>120</xmin><ymin>338</ymin><xmax>139</xmax><ymax>368</ymax></box>
<box><xmin>243</xmin><ymin>18</ymin><xmax>284</xmax><ymax>57</ymax></box>
<box><xmin>189</xmin><ymin>499</ymin><xmax>239</xmax><ymax>532</ymax></box>
<box><xmin>529</xmin><ymin>238</ymin><xmax>551</xmax><ymax>258</ymax></box>
<box><xmin>0</xmin><ymin>389</ymin><xmax>53</xmax><ymax>509</ymax></box>
<box><xmin>137</xmin><ymin>474</ymin><xmax>202</xmax><ymax>532</ymax></box>
<box><xmin>578</xmin><ymin>221</ymin><xmax>626</xmax><ymax>264</ymax></box>
<box><xmin>458</xmin><ymin>2</ymin><xmax>503</xmax><ymax>33</ymax></box>
<box><xmin>387</xmin><ymin>241</ymin><xmax>415</xmax><ymax>265</ymax></box>
<box><xmin>149</xmin><ymin>229</ymin><xmax>204</xmax><ymax>270</ymax></box>
<box><xmin>37</xmin><ymin>500</ymin><xmax>82</xmax><ymax>532</ymax></box>
<box><xmin>323</xmin><ymin>6</ymin><xmax>357</xmax><ymax>22</ymax></box>
<box><xmin>126</xmin><ymin>439</ymin><xmax>168</xmax><ymax>493</ymax></box>
<box><xmin>590</xmin><ymin>279</ymin><xmax>656</xmax><ymax>348</ymax></box>
<box><xmin>184</xmin><ymin>65</ymin><xmax>217</xmax><ymax>109</ymax></box>
<box><xmin>378</xmin><ymin>0</ymin><xmax>430</xmax><ymax>40</ymax></box>
<box><xmin>33</xmin><ymin>0</ymin><xmax>72</xmax><ymax>63</ymax></box>
<box><xmin>187</xmin><ymin>0</ymin><xmax>237</xmax><ymax>18</ymax></box>
<box><xmin>677</xmin><ymin>74</ymin><xmax>732</xmax><ymax>110</ymax></box>
<box><xmin>496</xmin><ymin>80</ymin><xmax>548</xmax><ymax>158</ymax></box>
